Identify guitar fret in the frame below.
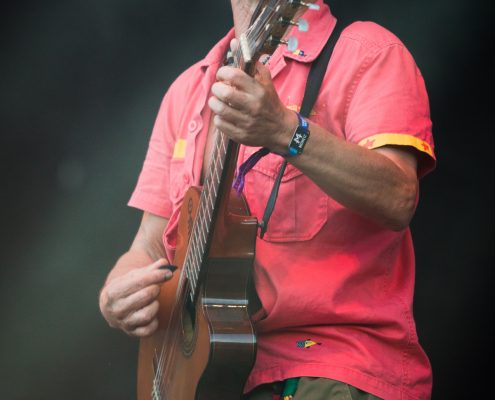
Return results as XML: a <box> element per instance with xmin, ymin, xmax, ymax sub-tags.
<box><xmin>213</xmin><ymin>158</ymin><xmax>221</xmax><ymax>191</ymax></box>
<box><xmin>214</xmin><ymin>164</ymin><xmax>220</xmax><ymax>186</ymax></box>
<box><xmin>205</xmin><ymin>205</ymin><xmax>212</xmax><ymax>226</ymax></box>
<box><xmin>200</xmin><ymin>217</ymin><xmax>208</xmax><ymax>244</ymax></box>
<box><xmin>193</xmin><ymin>231</ymin><xmax>201</xmax><ymax>264</ymax></box>
<box><xmin>189</xmin><ymin>250</ymin><xmax>198</xmax><ymax>285</ymax></box>
<box><xmin>205</xmin><ymin>177</ymin><xmax>212</xmax><ymax>197</ymax></box>
<box><xmin>207</xmin><ymin>191</ymin><xmax>215</xmax><ymax>211</ymax></box>
<box><xmin>191</xmin><ymin>242</ymin><xmax>200</xmax><ymax>283</ymax></box>
<box><xmin>184</xmin><ymin>129</ymin><xmax>229</xmax><ymax>302</ymax></box>
<box><xmin>186</xmin><ymin>251</ymin><xmax>194</xmax><ymax>279</ymax></box>
<box><xmin>221</xmin><ymin>134</ymin><xmax>228</xmax><ymax>154</ymax></box>
<box><xmin>190</xmin><ymin>269</ymin><xmax>197</xmax><ymax>295</ymax></box>
<box><xmin>186</xmin><ymin>226</ymin><xmax>199</xmax><ymax>288</ymax></box>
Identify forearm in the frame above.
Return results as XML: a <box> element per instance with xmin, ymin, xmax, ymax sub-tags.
<box><xmin>277</xmin><ymin>116</ymin><xmax>418</xmax><ymax>231</ymax></box>
<box><xmin>99</xmin><ymin>213</ymin><xmax>171</xmax><ymax>337</ymax></box>
<box><xmin>209</xmin><ymin>64</ymin><xmax>418</xmax><ymax>230</ymax></box>
<box><xmin>103</xmin><ymin>213</ymin><xmax>170</xmax><ymax>286</ymax></box>
<box><xmin>104</xmin><ymin>248</ymin><xmax>159</xmax><ymax>285</ymax></box>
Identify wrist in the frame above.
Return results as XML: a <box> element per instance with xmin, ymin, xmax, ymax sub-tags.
<box><xmin>286</xmin><ymin>112</ymin><xmax>310</xmax><ymax>156</ymax></box>
<box><xmin>272</xmin><ymin>109</ymin><xmax>299</xmax><ymax>155</ymax></box>
<box><xmin>273</xmin><ymin>110</ymin><xmax>311</xmax><ymax>157</ymax></box>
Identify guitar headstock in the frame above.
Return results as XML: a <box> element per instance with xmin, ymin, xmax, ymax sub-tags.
<box><xmin>238</xmin><ymin>0</ymin><xmax>319</xmax><ymax>75</ymax></box>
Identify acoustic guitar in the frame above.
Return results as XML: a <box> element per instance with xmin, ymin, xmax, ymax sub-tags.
<box><xmin>137</xmin><ymin>1</ymin><xmax>316</xmax><ymax>398</ymax></box>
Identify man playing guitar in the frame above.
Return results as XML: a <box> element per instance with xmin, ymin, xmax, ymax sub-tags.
<box><xmin>99</xmin><ymin>1</ymin><xmax>435</xmax><ymax>399</ymax></box>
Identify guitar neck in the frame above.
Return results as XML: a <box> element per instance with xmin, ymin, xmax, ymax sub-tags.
<box><xmin>181</xmin><ymin>0</ymin><xmax>317</xmax><ymax>302</ymax></box>
<box><xmin>183</xmin><ymin>130</ymin><xmax>239</xmax><ymax>303</ymax></box>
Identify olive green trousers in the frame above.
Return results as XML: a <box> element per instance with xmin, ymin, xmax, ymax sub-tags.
<box><xmin>244</xmin><ymin>377</ymin><xmax>382</xmax><ymax>400</ymax></box>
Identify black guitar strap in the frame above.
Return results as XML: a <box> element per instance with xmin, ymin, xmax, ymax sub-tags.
<box><xmin>257</xmin><ymin>20</ymin><xmax>348</xmax><ymax>238</ymax></box>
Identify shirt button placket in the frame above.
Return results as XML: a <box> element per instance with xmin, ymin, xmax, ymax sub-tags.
<box><xmin>188</xmin><ymin>120</ymin><xmax>198</xmax><ymax>132</ymax></box>
<box><xmin>185</xmin><ymin>117</ymin><xmax>202</xmax><ymax>184</ymax></box>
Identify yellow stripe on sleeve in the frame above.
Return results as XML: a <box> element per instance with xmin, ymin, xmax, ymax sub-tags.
<box><xmin>358</xmin><ymin>133</ymin><xmax>435</xmax><ymax>159</ymax></box>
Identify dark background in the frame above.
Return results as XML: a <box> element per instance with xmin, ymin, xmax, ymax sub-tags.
<box><xmin>0</xmin><ymin>0</ymin><xmax>492</xmax><ymax>399</ymax></box>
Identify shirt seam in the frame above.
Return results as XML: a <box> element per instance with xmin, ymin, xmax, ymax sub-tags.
<box><xmin>247</xmin><ymin>361</ymin><xmax>420</xmax><ymax>400</ymax></box>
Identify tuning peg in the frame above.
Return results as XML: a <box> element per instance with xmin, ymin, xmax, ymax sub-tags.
<box><xmin>278</xmin><ymin>17</ymin><xmax>309</xmax><ymax>32</ymax></box>
<box><xmin>306</xmin><ymin>2</ymin><xmax>320</xmax><ymax>10</ymax></box>
<box><xmin>283</xmin><ymin>36</ymin><xmax>299</xmax><ymax>52</ymax></box>
<box><xmin>268</xmin><ymin>35</ymin><xmax>298</xmax><ymax>52</ymax></box>
<box><xmin>297</xmin><ymin>18</ymin><xmax>309</xmax><ymax>32</ymax></box>
<box><xmin>288</xmin><ymin>0</ymin><xmax>320</xmax><ymax>10</ymax></box>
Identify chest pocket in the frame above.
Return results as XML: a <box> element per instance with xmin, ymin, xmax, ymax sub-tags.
<box><xmin>242</xmin><ymin>150</ymin><xmax>328</xmax><ymax>242</ymax></box>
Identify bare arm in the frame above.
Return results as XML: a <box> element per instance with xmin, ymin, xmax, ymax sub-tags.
<box><xmin>99</xmin><ymin>212</ymin><xmax>173</xmax><ymax>337</ymax></box>
<box><xmin>281</xmin><ymin>122</ymin><xmax>418</xmax><ymax>231</ymax></box>
<box><xmin>208</xmin><ymin>63</ymin><xmax>418</xmax><ymax>231</ymax></box>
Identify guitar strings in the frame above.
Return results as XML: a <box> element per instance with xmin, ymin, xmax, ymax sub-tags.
<box><xmin>153</xmin><ymin>1</ymin><xmax>290</xmax><ymax>395</ymax></box>
<box><xmin>153</xmin><ymin>10</ymin><xmax>271</xmax><ymax>397</ymax></box>
<box><xmin>154</xmin><ymin>44</ymin><xmax>252</xmax><ymax>400</ymax></box>
<box><xmin>155</xmin><ymin>118</ymin><xmax>230</xmax><ymax>396</ymax></box>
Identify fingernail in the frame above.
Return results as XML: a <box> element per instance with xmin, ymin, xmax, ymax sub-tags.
<box><xmin>159</xmin><ymin>265</ymin><xmax>178</xmax><ymax>272</ymax></box>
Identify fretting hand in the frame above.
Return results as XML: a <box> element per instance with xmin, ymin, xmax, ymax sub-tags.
<box><xmin>208</xmin><ymin>40</ymin><xmax>297</xmax><ymax>154</ymax></box>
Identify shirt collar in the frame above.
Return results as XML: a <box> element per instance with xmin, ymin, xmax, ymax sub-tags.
<box><xmin>199</xmin><ymin>0</ymin><xmax>336</xmax><ymax>68</ymax></box>
<box><xmin>279</xmin><ymin>0</ymin><xmax>336</xmax><ymax>63</ymax></box>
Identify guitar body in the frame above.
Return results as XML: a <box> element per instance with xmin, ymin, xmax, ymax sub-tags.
<box><xmin>137</xmin><ymin>186</ymin><xmax>259</xmax><ymax>400</ymax></box>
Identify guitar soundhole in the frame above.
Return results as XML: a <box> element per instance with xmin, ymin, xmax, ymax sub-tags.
<box><xmin>181</xmin><ymin>294</ymin><xmax>197</xmax><ymax>356</ymax></box>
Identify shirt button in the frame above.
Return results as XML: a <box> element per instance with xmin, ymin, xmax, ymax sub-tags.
<box><xmin>188</xmin><ymin>120</ymin><xmax>198</xmax><ymax>132</ymax></box>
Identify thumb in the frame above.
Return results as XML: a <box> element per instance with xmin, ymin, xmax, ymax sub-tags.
<box><xmin>147</xmin><ymin>258</ymin><xmax>169</xmax><ymax>270</ymax></box>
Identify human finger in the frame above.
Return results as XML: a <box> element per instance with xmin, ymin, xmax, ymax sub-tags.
<box><xmin>212</xmin><ymin>114</ymin><xmax>256</xmax><ymax>146</ymax></box>
<box><xmin>216</xmin><ymin>66</ymin><xmax>255</xmax><ymax>92</ymax></box>
<box><xmin>108</xmin><ymin>258</ymin><xmax>172</xmax><ymax>299</ymax></box>
<box><xmin>127</xmin><ymin>318</ymin><xmax>159</xmax><ymax>338</ymax></box>
<box><xmin>208</xmin><ymin>96</ymin><xmax>251</xmax><ymax>125</ymax></box>
<box><xmin>122</xmin><ymin>300</ymin><xmax>160</xmax><ymax>330</ymax></box>
<box><xmin>210</xmin><ymin>81</ymin><xmax>252</xmax><ymax>110</ymax></box>
<box><xmin>109</xmin><ymin>284</ymin><xmax>162</xmax><ymax>320</ymax></box>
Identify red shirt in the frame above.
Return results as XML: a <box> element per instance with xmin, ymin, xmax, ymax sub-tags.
<box><xmin>129</xmin><ymin>2</ymin><xmax>435</xmax><ymax>399</ymax></box>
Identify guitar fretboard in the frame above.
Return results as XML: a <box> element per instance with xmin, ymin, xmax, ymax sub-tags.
<box><xmin>178</xmin><ymin>0</ymin><xmax>315</xmax><ymax>303</ymax></box>
<box><xmin>183</xmin><ymin>130</ymin><xmax>235</xmax><ymax>302</ymax></box>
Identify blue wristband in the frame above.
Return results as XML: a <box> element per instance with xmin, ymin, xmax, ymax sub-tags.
<box><xmin>287</xmin><ymin>112</ymin><xmax>310</xmax><ymax>156</ymax></box>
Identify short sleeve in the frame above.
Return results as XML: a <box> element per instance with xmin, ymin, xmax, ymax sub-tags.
<box><xmin>345</xmin><ymin>42</ymin><xmax>436</xmax><ymax>178</ymax></box>
<box><xmin>127</xmin><ymin>85</ymin><xmax>179</xmax><ymax>217</ymax></box>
